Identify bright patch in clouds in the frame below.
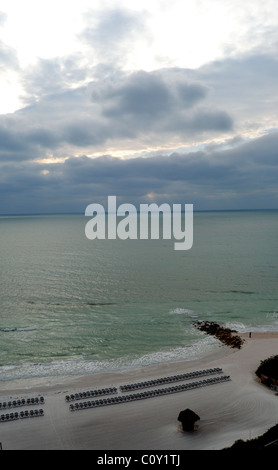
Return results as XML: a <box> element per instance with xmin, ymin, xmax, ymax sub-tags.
<box><xmin>1</xmin><ymin>0</ymin><xmax>278</xmax><ymax>113</ymax></box>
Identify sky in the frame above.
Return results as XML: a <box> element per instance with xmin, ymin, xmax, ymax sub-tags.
<box><xmin>0</xmin><ymin>0</ymin><xmax>278</xmax><ymax>214</ymax></box>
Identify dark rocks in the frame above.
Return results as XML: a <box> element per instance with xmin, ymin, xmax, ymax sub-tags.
<box><xmin>193</xmin><ymin>321</ymin><xmax>244</xmax><ymax>349</ymax></box>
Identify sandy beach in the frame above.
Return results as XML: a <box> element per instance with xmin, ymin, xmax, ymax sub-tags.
<box><xmin>1</xmin><ymin>332</ymin><xmax>278</xmax><ymax>451</ymax></box>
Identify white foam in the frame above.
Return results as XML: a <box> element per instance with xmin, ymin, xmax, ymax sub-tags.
<box><xmin>225</xmin><ymin>321</ymin><xmax>278</xmax><ymax>334</ymax></box>
<box><xmin>125</xmin><ymin>337</ymin><xmax>220</xmax><ymax>368</ymax></box>
<box><xmin>169</xmin><ymin>307</ymin><xmax>194</xmax><ymax>316</ymax></box>
<box><xmin>224</xmin><ymin>322</ymin><xmax>247</xmax><ymax>332</ymax></box>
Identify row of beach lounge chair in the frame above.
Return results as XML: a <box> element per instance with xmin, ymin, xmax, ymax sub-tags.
<box><xmin>120</xmin><ymin>367</ymin><xmax>223</xmax><ymax>392</ymax></box>
<box><xmin>69</xmin><ymin>375</ymin><xmax>231</xmax><ymax>411</ymax></box>
<box><xmin>0</xmin><ymin>409</ymin><xmax>44</xmax><ymax>422</ymax></box>
<box><xmin>0</xmin><ymin>396</ymin><xmax>44</xmax><ymax>410</ymax></box>
<box><xmin>65</xmin><ymin>368</ymin><xmax>223</xmax><ymax>403</ymax></box>
<box><xmin>65</xmin><ymin>387</ymin><xmax>117</xmax><ymax>402</ymax></box>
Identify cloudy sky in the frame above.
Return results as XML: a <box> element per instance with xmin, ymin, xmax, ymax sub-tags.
<box><xmin>0</xmin><ymin>0</ymin><xmax>277</xmax><ymax>214</ymax></box>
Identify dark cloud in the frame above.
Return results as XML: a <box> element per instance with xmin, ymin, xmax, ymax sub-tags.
<box><xmin>0</xmin><ymin>67</ymin><xmax>233</xmax><ymax>164</ymax></box>
<box><xmin>191</xmin><ymin>53</ymin><xmax>278</xmax><ymax>128</ymax></box>
<box><xmin>0</xmin><ymin>131</ymin><xmax>277</xmax><ymax>214</ymax></box>
<box><xmin>100</xmin><ymin>70</ymin><xmax>207</xmax><ymax>117</ymax></box>
<box><xmin>0</xmin><ymin>113</ymin><xmax>60</xmax><ymax>161</ymax></box>
<box><xmin>11</xmin><ymin>18</ymin><xmax>278</xmax><ymax>167</ymax></box>
<box><xmin>104</xmin><ymin>71</ymin><xmax>173</xmax><ymax>116</ymax></box>
<box><xmin>18</xmin><ymin>49</ymin><xmax>277</xmax><ymax>152</ymax></box>
<box><xmin>75</xmin><ymin>69</ymin><xmax>232</xmax><ymax>142</ymax></box>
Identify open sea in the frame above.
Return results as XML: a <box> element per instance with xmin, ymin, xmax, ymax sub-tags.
<box><xmin>0</xmin><ymin>210</ymin><xmax>277</xmax><ymax>382</ymax></box>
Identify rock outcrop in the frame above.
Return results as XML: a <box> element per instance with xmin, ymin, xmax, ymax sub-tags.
<box><xmin>193</xmin><ymin>321</ymin><xmax>244</xmax><ymax>349</ymax></box>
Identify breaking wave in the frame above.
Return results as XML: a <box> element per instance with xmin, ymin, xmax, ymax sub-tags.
<box><xmin>169</xmin><ymin>307</ymin><xmax>199</xmax><ymax>319</ymax></box>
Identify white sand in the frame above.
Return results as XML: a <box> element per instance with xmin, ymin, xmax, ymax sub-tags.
<box><xmin>1</xmin><ymin>333</ymin><xmax>278</xmax><ymax>450</ymax></box>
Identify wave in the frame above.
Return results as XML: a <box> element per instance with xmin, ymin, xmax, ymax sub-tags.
<box><xmin>192</xmin><ymin>288</ymin><xmax>256</xmax><ymax>294</ymax></box>
<box><xmin>224</xmin><ymin>321</ymin><xmax>278</xmax><ymax>334</ymax></box>
<box><xmin>26</xmin><ymin>300</ymin><xmax>117</xmax><ymax>306</ymax></box>
<box><xmin>226</xmin><ymin>290</ymin><xmax>256</xmax><ymax>295</ymax></box>
<box><xmin>120</xmin><ymin>336</ymin><xmax>220</xmax><ymax>369</ymax></box>
<box><xmin>169</xmin><ymin>307</ymin><xmax>199</xmax><ymax>319</ymax></box>
<box><xmin>224</xmin><ymin>322</ymin><xmax>248</xmax><ymax>332</ymax></box>
<box><xmin>86</xmin><ymin>302</ymin><xmax>116</xmax><ymax>306</ymax></box>
<box><xmin>0</xmin><ymin>326</ymin><xmax>37</xmax><ymax>333</ymax></box>
<box><xmin>169</xmin><ymin>307</ymin><xmax>192</xmax><ymax>315</ymax></box>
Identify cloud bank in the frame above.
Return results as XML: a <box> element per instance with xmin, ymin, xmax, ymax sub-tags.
<box><xmin>1</xmin><ymin>131</ymin><xmax>277</xmax><ymax>214</ymax></box>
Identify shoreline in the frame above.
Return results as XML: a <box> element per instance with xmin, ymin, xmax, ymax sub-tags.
<box><xmin>2</xmin><ymin>329</ymin><xmax>277</xmax><ymax>395</ymax></box>
<box><xmin>1</xmin><ymin>331</ymin><xmax>278</xmax><ymax>450</ymax></box>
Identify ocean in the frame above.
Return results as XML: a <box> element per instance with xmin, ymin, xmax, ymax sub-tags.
<box><xmin>0</xmin><ymin>210</ymin><xmax>277</xmax><ymax>382</ymax></box>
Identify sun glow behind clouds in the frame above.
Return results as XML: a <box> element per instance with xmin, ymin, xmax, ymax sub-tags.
<box><xmin>0</xmin><ymin>72</ymin><xmax>22</xmax><ymax>114</ymax></box>
<box><xmin>0</xmin><ymin>0</ymin><xmax>88</xmax><ymax>113</ymax></box>
<box><xmin>147</xmin><ymin>2</ymin><xmax>235</xmax><ymax>69</ymax></box>
<box><xmin>0</xmin><ymin>1</ymin><xmax>85</xmax><ymax>66</ymax></box>
<box><xmin>1</xmin><ymin>1</ymin><xmax>278</xmax><ymax>66</ymax></box>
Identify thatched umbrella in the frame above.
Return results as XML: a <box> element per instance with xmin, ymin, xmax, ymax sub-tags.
<box><xmin>178</xmin><ymin>408</ymin><xmax>200</xmax><ymax>431</ymax></box>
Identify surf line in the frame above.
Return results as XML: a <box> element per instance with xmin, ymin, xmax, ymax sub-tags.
<box><xmin>85</xmin><ymin>196</ymin><xmax>193</xmax><ymax>251</ymax></box>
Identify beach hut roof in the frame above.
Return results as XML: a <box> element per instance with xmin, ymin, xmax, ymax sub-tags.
<box><xmin>178</xmin><ymin>408</ymin><xmax>200</xmax><ymax>422</ymax></box>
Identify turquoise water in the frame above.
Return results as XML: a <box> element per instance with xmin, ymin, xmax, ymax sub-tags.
<box><xmin>0</xmin><ymin>211</ymin><xmax>277</xmax><ymax>381</ymax></box>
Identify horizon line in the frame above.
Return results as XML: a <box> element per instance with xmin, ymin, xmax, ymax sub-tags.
<box><xmin>0</xmin><ymin>208</ymin><xmax>277</xmax><ymax>217</ymax></box>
